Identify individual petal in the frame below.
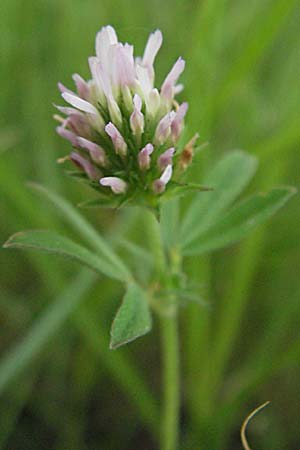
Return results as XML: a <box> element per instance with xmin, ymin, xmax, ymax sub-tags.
<box><xmin>122</xmin><ymin>85</ymin><xmax>134</xmax><ymax>113</ymax></box>
<box><xmin>95</xmin><ymin>25</ymin><xmax>118</xmax><ymax>70</ymax></box>
<box><xmin>105</xmin><ymin>122</ymin><xmax>127</xmax><ymax>157</ymax></box>
<box><xmin>86</xmin><ymin>111</ymin><xmax>105</xmax><ymax>135</ymax></box>
<box><xmin>62</xmin><ymin>92</ymin><xmax>99</xmax><ymax>115</ymax></box>
<box><xmin>142</xmin><ymin>29</ymin><xmax>163</xmax><ymax>68</ymax></box>
<box><xmin>171</xmin><ymin>102</ymin><xmax>188</xmax><ymax>142</ymax></box>
<box><xmin>154</xmin><ymin>111</ymin><xmax>176</xmax><ymax>145</ymax></box>
<box><xmin>138</xmin><ymin>143</ymin><xmax>154</xmax><ymax>171</ymax></box>
<box><xmin>66</xmin><ymin>114</ymin><xmax>91</xmax><ymax>138</ymax></box>
<box><xmin>133</xmin><ymin>93</ymin><xmax>142</xmax><ymax>111</ymax></box>
<box><xmin>107</xmin><ymin>98</ymin><xmax>122</xmax><ymax>128</ymax></box>
<box><xmin>77</xmin><ymin>137</ymin><xmax>107</xmax><ymax>166</ymax></box>
<box><xmin>89</xmin><ymin>58</ymin><xmax>122</xmax><ymax>126</ymax></box>
<box><xmin>72</xmin><ymin>74</ymin><xmax>90</xmax><ymax>99</ymax></box>
<box><xmin>152</xmin><ymin>164</ymin><xmax>173</xmax><ymax>194</ymax></box>
<box><xmin>136</xmin><ymin>64</ymin><xmax>152</xmax><ymax>96</ymax></box>
<box><xmin>160</xmin><ymin>164</ymin><xmax>173</xmax><ymax>184</ymax></box>
<box><xmin>107</xmin><ymin>43</ymin><xmax>120</xmax><ymax>90</ymax></box>
<box><xmin>88</xmin><ymin>56</ymin><xmax>106</xmax><ymax>104</ymax></box>
<box><xmin>89</xmin><ymin>57</ymin><xmax>111</xmax><ymax>96</ymax></box>
<box><xmin>130</xmin><ymin>94</ymin><xmax>144</xmax><ymax>138</ymax></box>
<box><xmin>56</xmin><ymin>126</ymin><xmax>78</xmax><ymax>146</ymax></box>
<box><xmin>157</xmin><ymin>147</ymin><xmax>175</xmax><ymax>170</ymax></box>
<box><xmin>161</xmin><ymin>57</ymin><xmax>185</xmax><ymax>102</ymax></box>
<box><xmin>174</xmin><ymin>84</ymin><xmax>184</xmax><ymax>95</ymax></box>
<box><xmin>70</xmin><ymin>152</ymin><xmax>102</xmax><ymax>180</ymax></box>
<box><xmin>58</xmin><ymin>82</ymin><xmax>75</xmax><ymax>95</ymax></box>
<box><xmin>114</xmin><ymin>43</ymin><xmax>136</xmax><ymax>87</ymax></box>
<box><xmin>146</xmin><ymin>88</ymin><xmax>160</xmax><ymax>118</ymax></box>
<box><xmin>54</xmin><ymin>104</ymin><xmax>83</xmax><ymax>116</ymax></box>
<box><xmin>100</xmin><ymin>176</ymin><xmax>127</xmax><ymax>194</ymax></box>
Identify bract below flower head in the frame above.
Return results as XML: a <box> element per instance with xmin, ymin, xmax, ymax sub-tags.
<box><xmin>55</xmin><ymin>25</ymin><xmax>198</xmax><ymax>210</ymax></box>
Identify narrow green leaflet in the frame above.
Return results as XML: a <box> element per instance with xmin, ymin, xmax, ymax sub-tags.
<box><xmin>4</xmin><ymin>230</ymin><xmax>126</xmax><ymax>281</ymax></box>
<box><xmin>110</xmin><ymin>283</ymin><xmax>152</xmax><ymax>349</ymax></box>
<box><xmin>180</xmin><ymin>150</ymin><xmax>258</xmax><ymax>248</ymax></box>
<box><xmin>183</xmin><ymin>187</ymin><xmax>296</xmax><ymax>256</ymax></box>
<box><xmin>28</xmin><ymin>183</ymin><xmax>131</xmax><ymax>280</ymax></box>
<box><xmin>162</xmin><ymin>182</ymin><xmax>213</xmax><ymax>200</ymax></box>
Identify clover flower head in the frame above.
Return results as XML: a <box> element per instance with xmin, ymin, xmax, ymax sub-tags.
<box><xmin>55</xmin><ymin>25</ymin><xmax>197</xmax><ymax>209</ymax></box>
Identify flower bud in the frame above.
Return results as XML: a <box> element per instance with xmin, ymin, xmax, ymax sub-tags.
<box><xmin>152</xmin><ymin>164</ymin><xmax>173</xmax><ymax>194</ymax></box>
<box><xmin>70</xmin><ymin>152</ymin><xmax>102</xmax><ymax>180</ymax></box>
<box><xmin>142</xmin><ymin>29</ymin><xmax>163</xmax><ymax>83</ymax></box>
<box><xmin>105</xmin><ymin>122</ymin><xmax>127</xmax><ymax>157</ymax></box>
<box><xmin>62</xmin><ymin>92</ymin><xmax>99</xmax><ymax>115</ymax></box>
<box><xmin>157</xmin><ymin>147</ymin><xmax>175</xmax><ymax>170</ymax></box>
<box><xmin>154</xmin><ymin>112</ymin><xmax>175</xmax><ymax>146</ymax></box>
<box><xmin>171</xmin><ymin>102</ymin><xmax>188</xmax><ymax>143</ymax></box>
<box><xmin>138</xmin><ymin>143</ymin><xmax>154</xmax><ymax>171</ymax></box>
<box><xmin>76</xmin><ymin>137</ymin><xmax>107</xmax><ymax>167</ymax></box>
<box><xmin>56</xmin><ymin>126</ymin><xmax>78</xmax><ymax>146</ymax></box>
<box><xmin>130</xmin><ymin>94</ymin><xmax>144</xmax><ymax>139</ymax></box>
<box><xmin>67</xmin><ymin>114</ymin><xmax>91</xmax><ymax>138</ymax></box>
<box><xmin>72</xmin><ymin>74</ymin><xmax>90</xmax><ymax>100</ymax></box>
<box><xmin>147</xmin><ymin>88</ymin><xmax>160</xmax><ymax>118</ymax></box>
<box><xmin>161</xmin><ymin>57</ymin><xmax>185</xmax><ymax>104</ymax></box>
<box><xmin>100</xmin><ymin>176</ymin><xmax>127</xmax><ymax>194</ymax></box>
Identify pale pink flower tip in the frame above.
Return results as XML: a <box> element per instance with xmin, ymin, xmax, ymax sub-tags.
<box><xmin>160</xmin><ymin>164</ymin><xmax>173</xmax><ymax>184</ymax></box>
<box><xmin>72</xmin><ymin>74</ymin><xmax>90</xmax><ymax>99</ymax></box>
<box><xmin>152</xmin><ymin>164</ymin><xmax>173</xmax><ymax>194</ymax></box>
<box><xmin>76</xmin><ymin>137</ymin><xmax>107</xmax><ymax>166</ymax></box>
<box><xmin>70</xmin><ymin>152</ymin><xmax>102</xmax><ymax>180</ymax></box>
<box><xmin>58</xmin><ymin>82</ymin><xmax>74</xmax><ymax>95</ymax></box>
<box><xmin>154</xmin><ymin>111</ymin><xmax>176</xmax><ymax>145</ymax></box>
<box><xmin>143</xmin><ymin>30</ymin><xmax>162</xmax><ymax>66</ymax></box>
<box><xmin>62</xmin><ymin>92</ymin><xmax>99</xmax><ymax>115</ymax></box>
<box><xmin>161</xmin><ymin>57</ymin><xmax>185</xmax><ymax>102</ymax></box>
<box><xmin>56</xmin><ymin>126</ymin><xmax>78</xmax><ymax>146</ymax></box>
<box><xmin>130</xmin><ymin>94</ymin><xmax>144</xmax><ymax>137</ymax></box>
<box><xmin>105</xmin><ymin>122</ymin><xmax>127</xmax><ymax>156</ymax></box>
<box><xmin>171</xmin><ymin>102</ymin><xmax>188</xmax><ymax>142</ymax></box>
<box><xmin>138</xmin><ymin>143</ymin><xmax>154</xmax><ymax>171</ymax></box>
<box><xmin>100</xmin><ymin>177</ymin><xmax>127</xmax><ymax>194</ymax></box>
<box><xmin>114</xmin><ymin>43</ymin><xmax>136</xmax><ymax>87</ymax></box>
<box><xmin>157</xmin><ymin>147</ymin><xmax>175</xmax><ymax>170</ymax></box>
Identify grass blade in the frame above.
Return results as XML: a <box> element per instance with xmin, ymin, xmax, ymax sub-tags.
<box><xmin>0</xmin><ymin>269</ymin><xmax>96</xmax><ymax>394</ymax></box>
<box><xmin>29</xmin><ymin>183</ymin><xmax>131</xmax><ymax>281</ymax></box>
<box><xmin>214</xmin><ymin>0</ymin><xmax>297</xmax><ymax>111</ymax></box>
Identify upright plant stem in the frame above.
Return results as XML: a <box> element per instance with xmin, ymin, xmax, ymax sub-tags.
<box><xmin>160</xmin><ymin>311</ymin><xmax>180</xmax><ymax>450</ymax></box>
<box><xmin>145</xmin><ymin>209</ymin><xmax>181</xmax><ymax>449</ymax></box>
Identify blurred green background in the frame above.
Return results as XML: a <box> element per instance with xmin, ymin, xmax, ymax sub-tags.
<box><xmin>1</xmin><ymin>0</ymin><xmax>300</xmax><ymax>449</ymax></box>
